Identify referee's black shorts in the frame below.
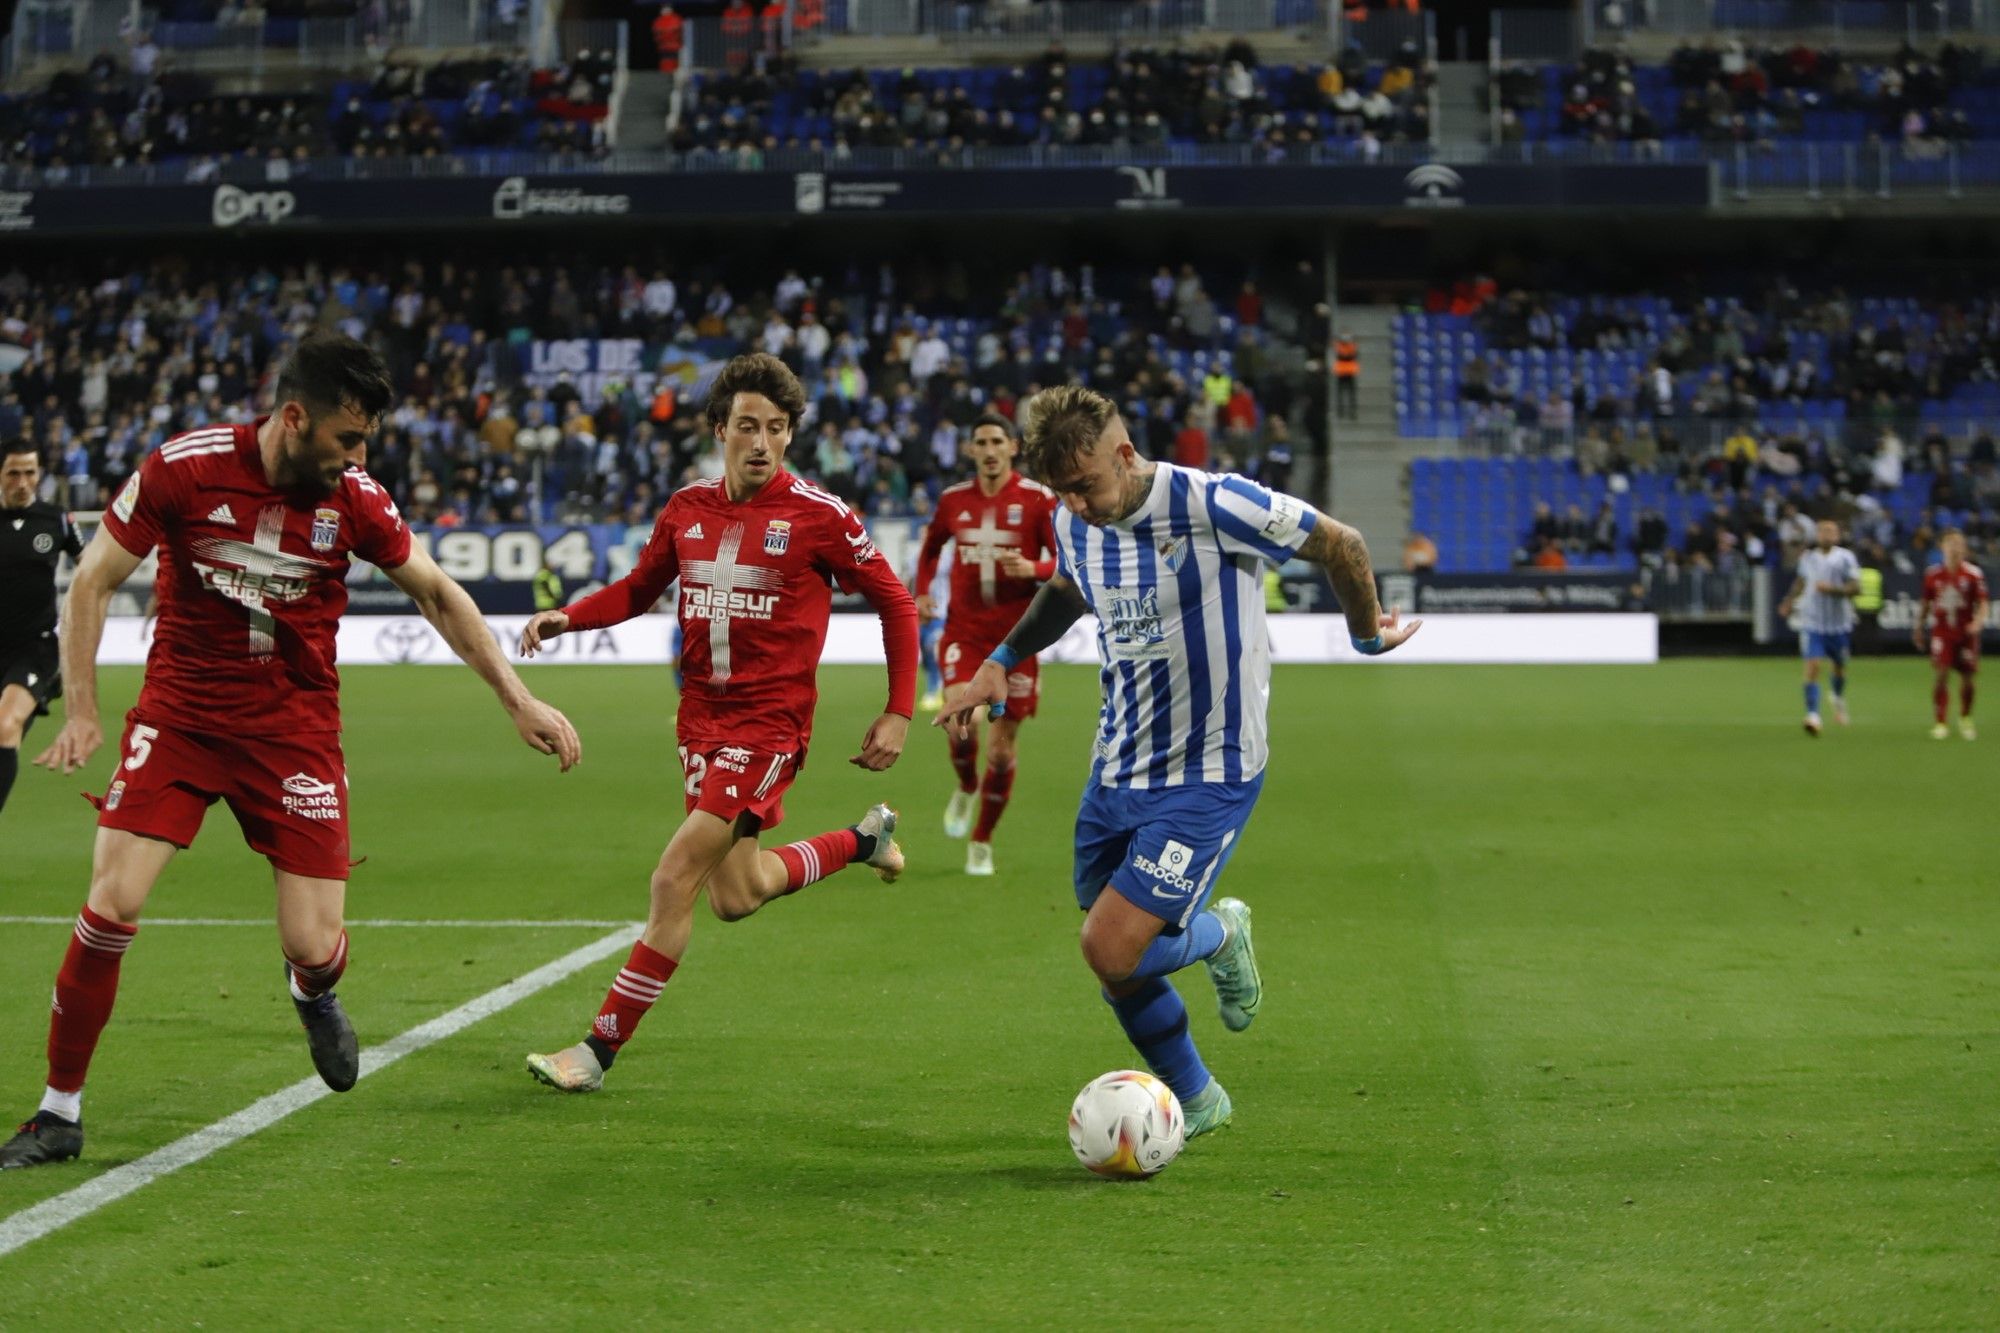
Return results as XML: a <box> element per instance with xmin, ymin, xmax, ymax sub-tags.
<box><xmin>0</xmin><ymin>636</ymin><xmax>61</xmax><ymax>717</ymax></box>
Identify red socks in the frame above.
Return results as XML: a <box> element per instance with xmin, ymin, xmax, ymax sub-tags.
<box><xmin>949</xmin><ymin>734</ymin><xmax>979</xmax><ymax>793</ymax></box>
<box><xmin>1938</xmin><ymin>678</ymin><xmax>1977</xmax><ymax>722</ymax></box>
<box><xmin>774</xmin><ymin>828</ymin><xmax>862</xmax><ymax>891</ymax></box>
<box><xmin>287</xmin><ymin>930</ymin><xmax>349</xmax><ymax>1001</ymax></box>
<box><xmin>47</xmin><ymin>906</ymin><xmax>138</xmax><ymax>1094</ymax></box>
<box><xmin>592</xmin><ymin>940</ymin><xmax>678</xmax><ymax>1051</ymax></box>
<box><xmin>972</xmin><ymin>760</ymin><xmax>1016</xmax><ymax>843</ymax></box>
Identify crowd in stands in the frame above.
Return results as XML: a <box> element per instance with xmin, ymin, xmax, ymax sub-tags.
<box><xmin>1495</xmin><ymin>40</ymin><xmax>1996</xmax><ymax>147</ymax></box>
<box><xmin>0</xmin><ymin>253</ymin><xmax>1326</xmax><ymax>528</ymax></box>
<box><xmin>1403</xmin><ymin>273</ymin><xmax>2000</xmax><ymax>576</ymax></box>
<box><xmin>676</xmin><ymin>39</ymin><xmax>1432</xmax><ymax>161</ymax></box>
<box><xmin>0</xmin><ymin>40</ymin><xmax>610</xmax><ymax>178</ymax></box>
<box><xmin>1454</xmin><ymin>280</ymin><xmax>2000</xmax><ymax>425</ymax></box>
<box><xmin>1501</xmin><ymin>420</ymin><xmax>2000</xmax><ymax>577</ymax></box>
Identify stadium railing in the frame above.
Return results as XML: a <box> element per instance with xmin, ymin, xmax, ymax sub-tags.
<box><xmin>1581</xmin><ymin>0</ymin><xmax>2000</xmax><ymax>45</ymax></box>
<box><xmin>1454</xmin><ymin>417</ymin><xmax>1998</xmax><ymax>459</ymax></box>
<box><xmin>822</xmin><ymin>0</ymin><xmax>1339</xmax><ymax>43</ymax></box>
<box><xmin>683</xmin><ymin>0</ymin><xmax>1351</xmax><ymax>64</ymax></box>
<box><xmin>2</xmin><ymin>0</ymin><xmax>549</xmax><ymax>82</ymax></box>
<box><xmin>1642</xmin><ymin>561</ymin><xmax>1756</xmax><ymax>619</ymax></box>
<box><xmin>1493</xmin><ymin>7</ymin><xmax>1584</xmax><ymax>64</ymax></box>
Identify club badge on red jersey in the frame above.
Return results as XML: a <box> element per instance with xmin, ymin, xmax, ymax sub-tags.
<box><xmin>764</xmin><ymin>520</ymin><xmax>791</xmax><ymax>556</ymax></box>
<box><xmin>310</xmin><ymin>507</ymin><xmax>341</xmax><ymax>553</ymax></box>
<box><xmin>1007</xmin><ymin>502</ymin><xmax>1023</xmax><ymax>525</ymax></box>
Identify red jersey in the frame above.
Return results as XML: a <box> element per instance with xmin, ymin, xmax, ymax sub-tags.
<box><xmin>562</xmin><ymin>469</ymin><xmax>918</xmax><ymax>756</ymax></box>
<box><xmin>914</xmin><ymin>471</ymin><xmax>1060</xmax><ymax>648</ymax></box>
<box><xmin>101</xmin><ymin>421</ymin><xmax>411</xmax><ymax>737</ymax></box>
<box><xmin>1924</xmin><ymin>560</ymin><xmax>1988</xmax><ymax>637</ymax></box>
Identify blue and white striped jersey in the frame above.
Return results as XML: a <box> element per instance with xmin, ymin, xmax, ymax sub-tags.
<box><xmin>1054</xmin><ymin>463</ymin><xmax>1316</xmax><ymax>788</ymax></box>
<box><xmin>1795</xmin><ymin>545</ymin><xmax>1861</xmax><ymax>634</ymax></box>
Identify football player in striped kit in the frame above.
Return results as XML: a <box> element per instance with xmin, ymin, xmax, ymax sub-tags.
<box><xmin>938</xmin><ymin>385</ymin><xmax>1418</xmax><ymax>1140</ymax></box>
<box><xmin>1780</xmin><ymin>518</ymin><xmax>1862</xmax><ymax>736</ymax></box>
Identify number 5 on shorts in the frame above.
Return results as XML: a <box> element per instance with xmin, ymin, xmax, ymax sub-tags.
<box><xmin>125</xmin><ymin>725</ymin><xmax>160</xmax><ymax>771</ymax></box>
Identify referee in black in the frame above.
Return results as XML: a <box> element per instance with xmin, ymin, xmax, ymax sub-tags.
<box><xmin>1</xmin><ymin>440</ymin><xmax>84</xmax><ymax>817</ymax></box>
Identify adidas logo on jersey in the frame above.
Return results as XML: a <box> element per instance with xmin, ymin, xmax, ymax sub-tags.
<box><xmin>207</xmin><ymin>504</ymin><xmax>237</xmax><ymax>525</ymax></box>
<box><xmin>686</xmin><ymin>522</ymin><xmax>705</xmax><ymax>540</ymax></box>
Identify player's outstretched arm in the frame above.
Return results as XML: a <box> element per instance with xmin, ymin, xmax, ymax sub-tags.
<box><xmin>936</xmin><ymin>574</ymin><xmax>1089</xmax><ymax>740</ymax></box>
<box><xmin>848</xmin><ymin>544</ymin><xmax>920</xmax><ymax>770</ymax></box>
<box><xmin>385</xmin><ymin>545</ymin><xmax>581</xmax><ymax>771</ymax></box>
<box><xmin>518</xmin><ymin>609</ymin><xmax>570</xmax><ymax>657</ymax></box>
<box><xmin>526</xmin><ymin>507</ymin><xmax>680</xmax><ymax>656</ymax></box>
<box><xmin>35</xmin><ymin>529</ymin><xmax>144</xmax><ymax>774</ymax></box>
<box><xmin>1298</xmin><ymin>514</ymin><xmax>1422</xmax><ymax>654</ymax></box>
<box><xmin>1914</xmin><ymin>593</ymin><xmax>1933</xmax><ymax>650</ymax></box>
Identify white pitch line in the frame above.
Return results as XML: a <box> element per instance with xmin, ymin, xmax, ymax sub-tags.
<box><xmin>0</xmin><ymin>917</ymin><xmax>634</xmax><ymax>929</ymax></box>
<box><xmin>0</xmin><ymin>923</ymin><xmax>637</xmax><ymax>1260</ymax></box>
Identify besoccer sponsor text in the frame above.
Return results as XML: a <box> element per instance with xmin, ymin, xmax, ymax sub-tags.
<box><xmin>1131</xmin><ymin>851</ymin><xmax>1197</xmax><ymax>893</ymax></box>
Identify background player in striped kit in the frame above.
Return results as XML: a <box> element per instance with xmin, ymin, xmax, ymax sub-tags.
<box><xmin>938</xmin><ymin>385</ymin><xmax>1419</xmax><ymax>1139</ymax></box>
<box><xmin>1779</xmin><ymin>518</ymin><xmax>1862</xmax><ymax>736</ymax></box>
<box><xmin>519</xmin><ymin>353</ymin><xmax>920</xmax><ymax>1093</ymax></box>
<box><xmin>913</xmin><ymin>413</ymin><xmax>1059</xmax><ymax>875</ymax></box>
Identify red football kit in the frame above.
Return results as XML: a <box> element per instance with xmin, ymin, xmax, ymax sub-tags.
<box><xmin>1924</xmin><ymin>560</ymin><xmax>1988</xmax><ymax>673</ymax></box>
<box><xmin>914</xmin><ymin>472</ymin><xmax>1059</xmax><ymax>718</ymax></box>
<box><xmin>95</xmin><ymin>421</ymin><xmax>412</xmax><ymax>878</ymax></box>
<box><xmin>560</xmin><ymin>469</ymin><xmax>918</xmax><ymax>829</ymax></box>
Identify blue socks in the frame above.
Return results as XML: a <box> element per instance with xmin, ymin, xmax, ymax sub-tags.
<box><xmin>1128</xmin><ymin>911</ymin><xmax>1224</xmax><ymax>982</ymax></box>
<box><xmin>1831</xmin><ymin>672</ymin><xmax>1846</xmax><ymax>700</ymax></box>
<box><xmin>1805</xmin><ymin>681</ymin><xmax>1821</xmax><ymax>713</ymax></box>
<box><xmin>1104</xmin><ymin>979</ymin><xmax>1211</xmax><ymax>1103</ymax></box>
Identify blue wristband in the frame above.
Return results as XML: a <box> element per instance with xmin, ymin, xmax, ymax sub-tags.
<box><xmin>988</xmin><ymin>644</ymin><xmax>1023</xmax><ymax>672</ymax></box>
<box><xmin>1350</xmin><ymin>634</ymin><xmax>1386</xmax><ymax>656</ymax></box>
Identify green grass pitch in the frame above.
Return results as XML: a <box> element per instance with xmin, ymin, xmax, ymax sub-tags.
<box><xmin>1</xmin><ymin>659</ymin><xmax>1994</xmax><ymax>1326</ymax></box>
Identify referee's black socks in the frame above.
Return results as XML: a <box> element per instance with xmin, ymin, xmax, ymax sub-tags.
<box><xmin>0</xmin><ymin>745</ymin><xmax>16</xmax><ymax>814</ymax></box>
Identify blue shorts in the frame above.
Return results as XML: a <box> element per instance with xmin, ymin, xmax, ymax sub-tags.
<box><xmin>1072</xmin><ymin>775</ymin><xmax>1264</xmax><ymax>933</ymax></box>
<box><xmin>1801</xmin><ymin>631</ymin><xmax>1851</xmax><ymax>663</ymax></box>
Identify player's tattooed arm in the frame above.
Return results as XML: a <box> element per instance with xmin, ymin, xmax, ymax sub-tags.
<box><xmin>1300</xmin><ymin>512</ymin><xmax>1422</xmax><ymax>652</ymax></box>
<box><xmin>997</xmin><ymin>574</ymin><xmax>1090</xmax><ymax>660</ymax></box>
<box><xmin>1298</xmin><ymin>515</ymin><xmax>1377</xmax><ymax>638</ymax></box>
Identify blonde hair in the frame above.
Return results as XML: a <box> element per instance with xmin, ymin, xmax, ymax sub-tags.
<box><xmin>1020</xmin><ymin>384</ymin><xmax>1118</xmax><ymax>480</ymax></box>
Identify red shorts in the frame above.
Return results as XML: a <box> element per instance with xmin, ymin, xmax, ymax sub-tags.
<box><xmin>93</xmin><ymin>712</ymin><xmax>351</xmax><ymax>879</ymax></box>
<box><xmin>942</xmin><ymin>636</ymin><xmax>1040</xmax><ymax>721</ymax></box>
<box><xmin>679</xmin><ymin>742</ymin><xmax>798</xmax><ymax>830</ymax></box>
<box><xmin>1930</xmin><ymin>632</ymin><xmax>1980</xmax><ymax>674</ymax></box>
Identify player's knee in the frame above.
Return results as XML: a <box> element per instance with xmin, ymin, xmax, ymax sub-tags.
<box><xmin>1078</xmin><ymin>921</ymin><xmax>1136</xmax><ymax>986</ymax></box>
<box><xmin>988</xmin><ymin>737</ymin><xmax>1017</xmax><ymax>769</ymax></box>
<box><xmin>0</xmin><ymin>717</ymin><xmax>22</xmax><ymax>749</ymax></box>
<box><xmin>647</xmin><ymin>863</ymin><xmax>704</xmax><ymax>914</ymax></box>
<box><xmin>83</xmin><ymin>878</ymin><xmax>144</xmax><ymax>926</ymax></box>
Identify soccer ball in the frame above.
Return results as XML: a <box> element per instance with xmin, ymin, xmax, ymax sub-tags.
<box><xmin>1067</xmin><ymin>1070</ymin><xmax>1184</xmax><ymax>1179</ymax></box>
